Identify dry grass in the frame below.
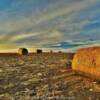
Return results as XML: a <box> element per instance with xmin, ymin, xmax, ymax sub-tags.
<box><xmin>0</xmin><ymin>52</ymin><xmax>100</xmax><ymax>99</ymax></box>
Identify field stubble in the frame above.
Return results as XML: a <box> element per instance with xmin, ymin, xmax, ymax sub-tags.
<box><xmin>0</xmin><ymin>53</ymin><xmax>100</xmax><ymax>100</ymax></box>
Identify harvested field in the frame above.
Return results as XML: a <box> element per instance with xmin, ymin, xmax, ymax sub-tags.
<box><xmin>0</xmin><ymin>53</ymin><xmax>100</xmax><ymax>100</ymax></box>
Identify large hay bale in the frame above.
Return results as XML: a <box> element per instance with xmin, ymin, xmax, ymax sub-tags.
<box><xmin>18</xmin><ymin>48</ymin><xmax>28</xmax><ymax>55</ymax></box>
<box><xmin>72</xmin><ymin>47</ymin><xmax>100</xmax><ymax>80</ymax></box>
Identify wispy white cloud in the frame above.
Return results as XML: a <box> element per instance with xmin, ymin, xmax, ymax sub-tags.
<box><xmin>10</xmin><ymin>32</ymin><xmax>42</xmax><ymax>42</ymax></box>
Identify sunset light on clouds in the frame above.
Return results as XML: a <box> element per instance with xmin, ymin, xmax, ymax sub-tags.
<box><xmin>0</xmin><ymin>0</ymin><xmax>100</xmax><ymax>52</ymax></box>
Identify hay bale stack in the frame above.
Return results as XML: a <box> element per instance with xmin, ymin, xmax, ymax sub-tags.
<box><xmin>37</xmin><ymin>49</ymin><xmax>42</xmax><ymax>54</ymax></box>
<box><xmin>18</xmin><ymin>48</ymin><xmax>28</xmax><ymax>55</ymax></box>
<box><xmin>72</xmin><ymin>47</ymin><xmax>100</xmax><ymax>80</ymax></box>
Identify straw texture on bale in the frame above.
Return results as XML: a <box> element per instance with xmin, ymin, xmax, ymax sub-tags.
<box><xmin>18</xmin><ymin>48</ymin><xmax>28</xmax><ymax>55</ymax></box>
<box><xmin>72</xmin><ymin>47</ymin><xmax>100</xmax><ymax>80</ymax></box>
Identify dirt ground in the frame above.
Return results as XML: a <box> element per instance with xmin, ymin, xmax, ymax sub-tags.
<box><xmin>0</xmin><ymin>53</ymin><xmax>100</xmax><ymax>100</ymax></box>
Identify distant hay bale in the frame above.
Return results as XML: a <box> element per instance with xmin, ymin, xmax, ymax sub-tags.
<box><xmin>18</xmin><ymin>48</ymin><xmax>28</xmax><ymax>55</ymax></box>
<box><xmin>37</xmin><ymin>49</ymin><xmax>42</xmax><ymax>54</ymax></box>
<box><xmin>72</xmin><ymin>47</ymin><xmax>100</xmax><ymax>80</ymax></box>
<box><xmin>58</xmin><ymin>51</ymin><xmax>62</xmax><ymax>53</ymax></box>
<box><xmin>50</xmin><ymin>50</ymin><xmax>53</xmax><ymax>53</ymax></box>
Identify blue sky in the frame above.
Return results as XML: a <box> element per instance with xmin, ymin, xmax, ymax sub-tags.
<box><xmin>0</xmin><ymin>0</ymin><xmax>100</xmax><ymax>51</ymax></box>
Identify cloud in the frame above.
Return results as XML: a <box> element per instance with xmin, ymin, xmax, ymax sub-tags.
<box><xmin>0</xmin><ymin>0</ymin><xmax>96</xmax><ymax>33</ymax></box>
<box><xmin>10</xmin><ymin>32</ymin><xmax>42</xmax><ymax>42</ymax></box>
<box><xmin>0</xmin><ymin>0</ymin><xmax>100</xmax><ymax>50</ymax></box>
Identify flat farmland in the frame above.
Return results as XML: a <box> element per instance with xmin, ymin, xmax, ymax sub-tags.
<box><xmin>0</xmin><ymin>53</ymin><xmax>100</xmax><ymax>100</ymax></box>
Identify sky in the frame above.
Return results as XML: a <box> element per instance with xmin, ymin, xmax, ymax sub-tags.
<box><xmin>0</xmin><ymin>0</ymin><xmax>100</xmax><ymax>52</ymax></box>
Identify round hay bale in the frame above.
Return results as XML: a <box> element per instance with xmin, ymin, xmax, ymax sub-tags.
<box><xmin>37</xmin><ymin>49</ymin><xmax>42</xmax><ymax>54</ymax></box>
<box><xmin>72</xmin><ymin>47</ymin><xmax>100</xmax><ymax>80</ymax></box>
<box><xmin>58</xmin><ymin>51</ymin><xmax>62</xmax><ymax>53</ymax></box>
<box><xmin>50</xmin><ymin>50</ymin><xmax>53</xmax><ymax>53</ymax></box>
<box><xmin>18</xmin><ymin>48</ymin><xmax>28</xmax><ymax>55</ymax></box>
